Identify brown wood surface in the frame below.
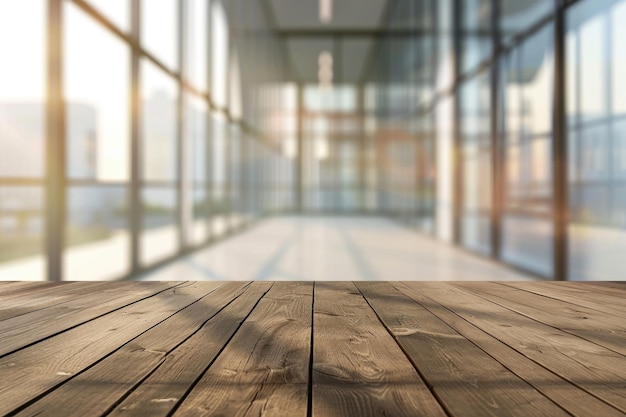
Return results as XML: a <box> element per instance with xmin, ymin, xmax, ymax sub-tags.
<box><xmin>395</xmin><ymin>282</ymin><xmax>626</xmax><ymax>417</ymax></box>
<box><xmin>0</xmin><ymin>281</ymin><xmax>178</xmax><ymax>357</ymax></box>
<box><xmin>357</xmin><ymin>282</ymin><xmax>570</xmax><ymax>417</ymax></box>
<box><xmin>108</xmin><ymin>282</ymin><xmax>273</xmax><ymax>417</ymax></box>
<box><xmin>400</xmin><ymin>282</ymin><xmax>626</xmax><ymax>414</ymax></box>
<box><xmin>313</xmin><ymin>281</ymin><xmax>447</xmax><ymax>417</ymax></box>
<box><xmin>0</xmin><ymin>282</ymin><xmax>221</xmax><ymax>415</ymax></box>
<box><xmin>1</xmin><ymin>281</ymin><xmax>625</xmax><ymax>417</ymax></box>
<box><xmin>503</xmin><ymin>281</ymin><xmax>626</xmax><ymax>317</ymax></box>
<box><xmin>12</xmin><ymin>282</ymin><xmax>251</xmax><ymax>417</ymax></box>
<box><xmin>173</xmin><ymin>282</ymin><xmax>314</xmax><ymax>417</ymax></box>
<box><xmin>0</xmin><ymin>281</ymin><xmax>110</xmax><ymax>321</ymax></box>
<box><xmin>453</xmin><ymin>281</ymin><xmax>626</xmax><ymax>355</ymax></box>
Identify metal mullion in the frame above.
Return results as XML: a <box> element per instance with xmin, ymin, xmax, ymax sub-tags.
<box><xmin>0</xmin><ymin>178</ymin><xmax>44</xmax><ymax>186</ymax></box>
<box><xmin>296</xmin><ymin>84</ymin><xmax>304</xmax><ymax>212</ymax></box>
<box><xmin>491</xmin><ymin>0</ymin><xmax>502</xmax><ymax>259</ymax></box>
<box><xmin>357</xmin><ymin>85</ymin><xmax>367</xmax><ymax>214</ymax></box>
<box><xmin>205</xmin><ymin>0</ymin><xmax>214</xmax><ymax>243</ymax></box>
<box><xmin>176</xmin><ymin>0</ymin><xmax>187</xmax><ymax>253</ymax></box>
<box><xmin>605</xmin><ymin>8</ymin><xmax>615</xmax><ymax>230</ymax></box>
<box><xmin>45</xmin><ymin>0</ymin><xmax>66</xmax><ymax>282</ymax></box>
<box><xmin>553</xmin><ymin>0</ymin><xmax>568</xmax><ymax>281</ymax></box>
<box><xmin>452</xmin><ymin>0</ymin><xmax>463</xmax><ymax>245</ymax></box>
<box><xmin>129</xmin><ymin>0</ymin><xmax>141</xmax><ymax>274</ymax></box>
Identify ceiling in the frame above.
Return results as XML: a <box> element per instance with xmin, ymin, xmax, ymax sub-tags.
<box><xmin>266</xmin><ymin>0</ymin><xmax>390</xmax><ymax>83</ymax></box>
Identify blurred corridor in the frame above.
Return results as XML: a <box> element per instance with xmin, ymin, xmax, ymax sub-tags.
<box><xmin>140</xmin><ymin>217</ymin><xmax>534</xmax><ymax>281</ymax></box>
<box><xmin>1</xmin><ymin>0</ymin><xmax>626</xmax><ymax>282</ymax></box>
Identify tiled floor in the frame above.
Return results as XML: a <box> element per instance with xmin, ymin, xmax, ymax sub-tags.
<box><xmin>141</xmin><ymin>216</ymin><xmax>535</xmax><ymax>281</ymax></box>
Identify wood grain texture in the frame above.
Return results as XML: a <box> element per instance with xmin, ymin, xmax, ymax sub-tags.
<box><xmin>503</xmin><ymin>282</ymin><xmax>626</xmax><ymax>318</ymax></box>
<box><xmin>173</xmin><ymin>282</ymin><xmax>313</xmax><ymax>417</ymax></box>
<box><xmin>313</xmin><ymin>281</ymin><xmax>447</xmax><ymax>417</ymax></box>
<box><xmin>453</xmin><ymin>282</ymin><xmax>626</xmax><ymax>355</ymax></box>
<box><xmin>0</xmin><ymin>282</ymin><xmax>64</xmax><ymax>297</ymax></box>
<box><xmin>357</xmin><ymin>282</ymin><xmax>570</xmax><ymax>417</ymax></box>
<box><xmin>108</xmin><ymin>282</ymin><xmax>273</xmax><ymax>417</ymax></box>
<box><xmin>0</xmin><ymin>281</ymin><xmax>110</xmax><ymax>321</ymax></box>
<box><xmin>401</xmin><ymin>282</ymin><xmax>626</xmax><ymax>414</ymax></box>
<box><xmin>3</xmin><ymin>281</ymin><xmax>626</xmax><ymax>417</ymax></box>
<box><xmin>12</xmin><ymin>282</ymin><xmax>251</xmax><ymax>417</ymax></box>
<box><xmin>0</xmin><ymin>281</ymin><xmax>178</xmax><ymax>357</ymax></box>
<box><xmin>0</xmin><ymin>282</ymin><xmax>221</xmax><ymax>415</ymax></box>
<box><xmin>395</xmin><ymin>282</ymin><xmax>626</xmax><ymax>417</ymax></box>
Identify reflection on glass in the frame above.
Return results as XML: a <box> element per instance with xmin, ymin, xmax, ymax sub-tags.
<box><xmin>0</xmin><ymin>1</ymin><xmax>46</xmax><ymax>278</ymax></box>
<box><xmin>0</xmin><ymin>0</ymin><xmax>46</xmax><ymax>179</ymax></box>
<box><xmin>65</xmin><ymin>2</ymin><xmax>130</xmax><ymax>181</ymax></box>
<box><xmin>0</xmin><ymin>187</ymin><xmax>45</xmax><ymax>280</ymax></box>
<box><xmin>229</xmin><ymin>124</ymin><xmax>243</xmax><ymax>228</ymax></box>
<box><xmin>185</xmin><ymin>95</ymin><xmax>208</xmax><ymax>245</ymax></box>
<box><xmin>461</xmin><ymin>0</ymin><xmax>492</xmax><ymax>74</ymax></box>
<box><xmin>460</xmin><ymin>72</ymin><xmax>492</xmax><ymax>254</ymax></box>
<box><xmin>185</xmin><ymin>0</ymin><xmax>208</xmax><ymax>91</ymax></box>
<box><xmin>65</xmin><ymin>187</ymin><xmax>129</xmax><ymax>280</ymax></box>
<box><xmin>141</xmin><ymin>0</ymin><xmax>178</xmax><ymax>70</ymax></box>
<box><xmin>211</xmin><ymin>0</ymin><xmax>229</xmax><ymax>108</ymax></box>
<box><xmin>567</xmin><ymin>0</ymin><xmax>626</xmax><ymax>281</ymax></box>
<box><xmin>141</xmin><ymin>187</ymin><xmax>177</xmax><ymax>265</ymax></box>
<box><xmin>140</xmin><ymin>59</ymin><xmax>179</xmax><ymax>265</ymax></box>
<box><xmin>211</xmin><ymin>113</ymin><xmax>229</xmax><ymax>237</ymax></box>
<box><xmin>500</xmin><ymin>25</ymin><xmax>554</xmax><ymax>277</ymax></box>
<box><xmin>499</xmin><ymin>0</ymin><xmax>553</xmax><ymax>44</ymax></box>
<box><xmin>437</xmin><ymin>96</ymin><xmax>454</xmax><ymax>242</ymax></box>
<box><xmin>142</xmin><ymin>59</ymin><xmax>178</xmax><ymax>182</ymax></box>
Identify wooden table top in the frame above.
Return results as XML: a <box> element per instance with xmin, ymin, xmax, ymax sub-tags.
<box><xmin>0</xmin><ymin>280</ymin><xmax>624</xmax><ymax>417</ymax></box>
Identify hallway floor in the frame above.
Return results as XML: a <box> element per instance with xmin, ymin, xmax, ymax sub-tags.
<box><xmin>142</xmin><ymin>216</ymin><xmax>535</xmax><ymax>281</ymax></box>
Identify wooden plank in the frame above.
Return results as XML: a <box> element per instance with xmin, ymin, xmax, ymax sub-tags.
<box><xmin>356</xmin><ymin>282</ymin><xmax>570</xmax><ymax>417</ymax></box>
<box><xmin>563</xmin><ymin>282</ymin><xmax>626</xmax><ymax>297</ymax></box>
<box><xmin>0</xmin><ymin>281</ymin><xmax>114</xmax><ymax>321</ymax></box>
<box><xmin>503</xmin><ymin>282</ymin><xmax>626</xmax><ymax>318</ymax></box>
<box><xmin>0</xmin><ymin>282</ymin><xmax>64</xmax><ymax>297</ymax></box>
<box><xmin>583</xmin><ymin>282</ymin><xmax>626</xmax><ymax>292</ymax></box>
<box><xmin>312</xmin><ymin>282</ymin><xmax>447</xmax><ymax>417</ymax></box>
<box><xmin>13</xmin><ymin>282</ymin><xmax>258</xmax><ymax>417</ymax></box>
<box><xmin>453</xmin><ymin>282</ymin><xmax>626</xmax><ymax>355</ymax></box>
<box><xmin>0</xmin><ymin>281</ymin><xmax>181</xmax><ymax>357</ymax></box>
<box><xmin>401</xmin><ymin>282</ymin><xmax>626</xmax><ymax>413</ymax></box>
<box><xmin>107</xmin><ymin>282</ymin><xmax>273</xmax><ymax>417</ymax></box>
<box><xmin>173</xmin><ymin>282</ymin><xmax>313</xmax><ymax>417</ymax></box>
<box><xmin>0</xmin><ymin>282</ymin><xmax>222</xmax><ymax>416</ymax></box>
<box><xmin>394</xmin><ymin>282</ymin><xmax>626</xmax><ymax>417</ymax></box>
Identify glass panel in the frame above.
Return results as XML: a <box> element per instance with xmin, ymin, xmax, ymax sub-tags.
<box><xmin>211</xmin><ymin>1</ymin><xmax>229</xmax><ymax>108</ymax></box>
<box><xmin>461</xmin><ymin>0</ymin><xmax>492</xmax><ymax>74</ymax></box>
<box><xmin>84</xmin><ymin>0</ymin><xmax>130</xmax><ymax>32</ymax></box>
<box><xmin>0</xmin><ymin>187</ymin><xmax>45</xmax><ymax>280</ymax></box>
<box><xmin>499</xmin><ymin>0</ymin><xmax>554</xmax><ymax>44</ymax></box>
<box><xmin>141</xmin><ymin>59</ymin><xmax>178</xmax><ymax>182</ymax></box>
<box><xmin>185</xmin><ymin>95</ymin><xmax>208</xmax><ymax>245</ymax></box>
<box><xmin>141</xmin><ymin>187</ymin><xmax>177</xmax><ymax>265</ymax></box>
<box><xmin>500</xmin><ymin>25</ymin><xmax>554</xmax><ymax>277</ymax></box>
<box><xmin>0</xmin><ymin>0</ymin><xmax>46</xmax><ymax>179</ymax></box>
<box><xmin>141</xmin><ymin>0</ymin><xmax>179</xmax><ymax>70</ymax></box>
<box><xmin>211</xmin><ymin>113</ymin><xmax>228</xmax><ymax>217</ymax></box>
<box><xmin>65</xmin><ymin>2</ymin><xmax>130</xmax><ymax>181</ymax></box>
<box><xmin>436</xmin><ymin>96</ymin><xmax>454</xmax><ymax>242</ymax></box>
<box><xmin>65</xmin><ymin>186</ymin><xmax>130</xmax><ymax>280</ymax></box>
<box><xmin>185</xmin><ymin>0</ymin><xmax>208</xmax><ymax>91</ymax></box>
<box><xmin>567</xmin><ymin>0</ymin><xmax>626</xmax><ymax>281</ymax></box>
<box><xmin>460</xmin><ymin>72</ymin><xmax>492</xmax><ymax>254</ymax></box>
